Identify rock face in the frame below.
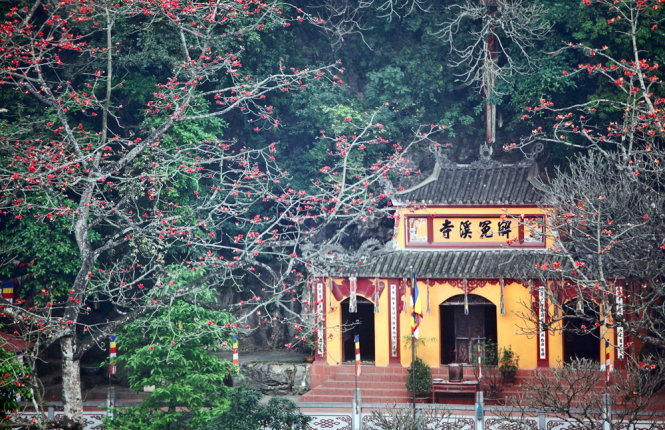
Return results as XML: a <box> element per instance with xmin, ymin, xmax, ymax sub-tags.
<box><xmin>238</xmin><ymin>362</ymin><xmax>311</xmax><ymax>395</ymax></box>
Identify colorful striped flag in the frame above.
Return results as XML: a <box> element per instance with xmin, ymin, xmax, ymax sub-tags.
<box><xmin>2</xmin><ymin>278</ymin><xmax>17</xmax><ymax>304</ymax></box>
<box><xmin>605</xmin><ymin>339</ymin><xmax>610</xmax><ymax>384</ymax></box>
<box><xmin>411</xmin><ymin>272</ymin><xmax>423</xmax><ymax>339</ymax></box>
<box><xmin>232</xmin><ymin>335</ymin><xmax>239</xmax><ymax>366</ymax></box>
<box><xmin>109</xmin><ymin>335</ymin><xmax>117</xmax><ymax>375</ymax></box>
<box><xmin>354</xmin><ymin>334</ymin><xmax>361</xmax><ymax>376</ymax></box>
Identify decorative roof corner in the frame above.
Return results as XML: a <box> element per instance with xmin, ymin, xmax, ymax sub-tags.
<box><xmin>302</xmin><ymin>239</ymin><xmax>391</xmax><ymax>275</ymax></box>
<box><xmin>526</xmin><ymin>161</ymin><xmax>549</xmax><ymax>193</ymax></box>
<box><xmin>378</xmin><ymin>175</ymin><xmax>396</xmax><ymax>196</ymax></box>
<box><xmin>389</xmin><ymin>143</ymin><xmax>454</xmax><ymax>201</ymax></box>
<box><xmin>430</xmin><ymin>142</ymin><xmax>456</xmax><ymax>168</ymax></box>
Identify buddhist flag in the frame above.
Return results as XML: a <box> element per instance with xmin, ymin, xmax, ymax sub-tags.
<box><xmin>109</xmin><ymin>335</ymin><xmax>117</xmax><ymax>375</ymax></box>
<box><xmin>232</xmin><ymin>335</ymin><xmax>239</xmax><ymax>366</ymax></box>
<box><xmin>2</xmin><ymin>278</ymin><xmax>18</xmax><ymax>304</ymax></box>
<box><xmin>354</xmin><ymin>334</ymin><xmax>361</xmax><ymax>376</ymax></box>
<box><xmin>411</xmin><ymin>272</ymin><xmax>423</xmax><ymax>339</ymax></box>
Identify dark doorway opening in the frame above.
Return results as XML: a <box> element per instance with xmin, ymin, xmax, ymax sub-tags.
<box><xmin>342</xmin><ymin>297</ymin><xmax>375</xmax><ymax>362</ymax></box>
<box><xmin>563</xmin><ymin>300</ymin><xmax>600</xmax><ymax>363</ymax></box>
<box><xmin>440</xmin><ymin>294</ymin><xmax>497</xmax><ymax>364</ymax></box>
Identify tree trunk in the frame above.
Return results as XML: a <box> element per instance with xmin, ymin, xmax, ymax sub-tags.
<box><xmin>61</xmin><ymin>337</ymin><xmax>83</xmax><ymax>430</ymax></box>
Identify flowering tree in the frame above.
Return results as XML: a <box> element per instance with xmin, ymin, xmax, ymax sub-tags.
<box><xmin>506</xmin><ymin>358</ymin><xmax>665</xmax><ymax>429</ymax></box>
<box><xmin>509</xmin><ymin>0</ymin><xmax>665</xmax><ymax>371</ymax></box>
<box><xmin>0</xmin><ymin>1</ymin><xmax>442</xmax><ymax>427</ymax></box>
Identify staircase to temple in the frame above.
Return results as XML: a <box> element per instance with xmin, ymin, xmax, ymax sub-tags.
<box><xmin>301</xmin><ymin>363</ymin><xmax>665</xmax><ymax>409</ymax></box>
<box><xmin>301</xmin><ymin>363</ymin><xmax>484</xmax><ymax>404</ymax></box>
<box><xmin>301</xmin><ymin>364</ymin><xmax>412</xmax><ymax>404</ymax></box>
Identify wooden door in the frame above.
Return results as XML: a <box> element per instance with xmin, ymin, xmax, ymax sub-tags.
<box><xmin>453</xmin><ymin>306</ymin><xmax>485</xmax><ymax>363</ymax></box>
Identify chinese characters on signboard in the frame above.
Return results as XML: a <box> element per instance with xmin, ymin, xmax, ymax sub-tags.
<box><xmin>406</xmin><ymin>215</ymin><xmax>545</xmax><ymax>248</ymax></box>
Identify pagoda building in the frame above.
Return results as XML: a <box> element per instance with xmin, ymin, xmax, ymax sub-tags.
<box><xmin>309</xmin><ymin>147</ymin><xmax>621</xmax><ymax>373</ymax></box>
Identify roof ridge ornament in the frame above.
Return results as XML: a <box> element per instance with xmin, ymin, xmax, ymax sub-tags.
<box><xmin>430</xmin><ymin>142</ymin><xmax>456</xmax><ymax>168</ymax></box>
<box><xmin>469</xmin><ymin>143</ymin><xmax>502</xmax><ymax>169</ymax></box>
<box><xmin>480</xmin><ymin>142</ymin><xmax>493</xmax><ymax>161</ymax></box>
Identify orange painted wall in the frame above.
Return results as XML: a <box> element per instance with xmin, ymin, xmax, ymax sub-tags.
<box><xmin>398</xmin><ymin>280</ymin><xmax>537</xmax><ymax>369</ymax></box>
<box><xmin>322</xmin><ymin>278</ymin><xmax>619</xmax><ymax>370</ymax></box>
<box><xmin>324</xmin><ymin>288</ymin><xmax>390</xmax><ymax>366</ymax></box>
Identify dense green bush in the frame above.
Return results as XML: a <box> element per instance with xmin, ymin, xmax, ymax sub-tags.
<box><xmin>199</xmin><ymin>388</ymin><xmax>310</xmax><ymax>430</ymax></box>
<box><xmin>406</xmin><ymin>357</ymin><xmax>432</xmax><ymax>394</ymax></box>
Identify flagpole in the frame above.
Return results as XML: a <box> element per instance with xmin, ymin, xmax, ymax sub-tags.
<box><xmin>409</xmin><ymin>268</ymin><xmax>424</xmax><ymax>427</ymax></box>
<box><xmin>107</xmin><ymin>335</ymin><xmax>117</xmax><ymax>419</ymax></box>
<box><xmin>355</xmin><ymin>334</ymin><xmax>358</xmax><ymax>412</ymax></box>
<box><xmin>354</xmin><ymin>334</ymin><xmax>361</xmax><ymax>430</ymax></box>
<box><xmin>412</xmin><ymin>334</ymin><xmax>416</xmax><ymax>423</ymax></box>
<box><xmin>355</xmin><ymin>359</ymin><xmax>358</xmax><ymax>421</ymax></box>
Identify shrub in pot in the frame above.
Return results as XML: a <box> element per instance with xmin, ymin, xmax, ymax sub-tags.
<box><xmin>406</xmin><ymin>357</ymin><xmax>432</xmax><ymax>394</ymax></box>
<box><xmin>499</xmin><ymin>346</ymin><xmax>519</xmax><ymax>383</ymax></box>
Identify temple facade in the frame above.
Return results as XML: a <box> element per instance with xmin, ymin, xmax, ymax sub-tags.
<box><xmin>311</xmin><ymin>152</ymin><xmax>622</xmax><ymax>372</ymax></box>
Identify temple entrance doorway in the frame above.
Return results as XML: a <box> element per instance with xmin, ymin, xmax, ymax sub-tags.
<box><xmin>341</xmin><ymin>297</ymin><xmax>375</xmax><ymax>362</ymax></box>
<box><xmin>563</xmin><ymin>300</ymin><xmax>600</xmax><ymax>363</ymax></box>
<box><xmin>440</xmin><ymin>294</ymin><xmax>497</xmax><ymax>364</ymax></box>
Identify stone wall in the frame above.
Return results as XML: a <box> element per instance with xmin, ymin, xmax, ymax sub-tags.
<box><xmin>238</xmin><ymin>362</ymin><xmax>311</xmax><ymax>395</ymax></box>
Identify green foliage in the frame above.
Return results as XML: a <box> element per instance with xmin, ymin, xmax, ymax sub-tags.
<box><xmin>141</xmin><ymin>96</ymin><xmax>227</xmax><ymax>148</ymax></box>
<box><xmin>472</xmin><ymin>340</ymin><xmax>498</xmax><ymax>366</ymax></box>
<box><xmin>406</xmin><ymin>357</ymin><xmax>432</xmax><ymax>394</ymax></box>
<box><xmin>104</xmin><ymin>301</ymin><xmax>236</xmax><ymax>429</ymax></box>
<box><xmin>199</xmin><ymin>388</ymin><xmax>310</xmax><ymax>430</ymax></box>
<box><xmin>499</xmin><ymin>346</ymin><xmax>519</xmax><ymax>379</ymax></box>
<box><xmin>0</xmin><ymin>348</ymin><xmax>32</xmax><ymax>419</ymax></box>
<box><xmin>0</xmin><ymin>208</ymin><xmax>79</xmax><ymax>302</ymax></box>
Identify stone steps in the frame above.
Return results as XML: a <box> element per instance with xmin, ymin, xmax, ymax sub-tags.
<box><xmin>303</xmin><ymin>363</ymin><xmax>484</xmax><ymax>404</ymax></box>
<box><xmin>303</xmin><ymin>364</ymin><xmax>412</xmax><ymax>403</ymax></box>
<box><xmin>303</xmin><ymin>364</ymin><xmax>665</xmax><ymax>408</ymax></box>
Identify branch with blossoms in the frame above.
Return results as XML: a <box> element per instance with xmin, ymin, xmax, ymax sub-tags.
<box><xmin>511</xmin><ymin>151</ymin><xmax>665</xmax><ymax>365</ymax></box>
<box><xmin>0</xmin><ymin>0</ymin><xmax>350</xmax><ymax>426</ymax></box>
<box><xmin>505</xmin><ymin>2</ymin><xmax>665</xmax><ymax>363</ymax></box>
<box><xmin>503</xmin><ymin>357</ymin><xmax>665</xmax><ymax>430</ymax></box>
<box><xmin>508</xmin><ymin>0</ymin><xmax>664</xmax><ymax>164</ymax></box>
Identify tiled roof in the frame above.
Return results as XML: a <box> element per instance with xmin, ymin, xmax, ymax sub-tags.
<box><xmin>0</xmin><ymin>331</ymin><xmax>32</xmax><ymax>352</ymax></box>
<box><xmin>392</xmin><ymin>161</ymin><xmax>543</xmax><ymax>206</ymax></box>
<box><xmin>333</xmin><ymin>250</ymin><xmax>548</xmax><ymax>279</ymax></box>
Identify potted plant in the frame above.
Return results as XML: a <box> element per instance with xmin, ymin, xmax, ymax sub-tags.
<box><xmin>498</xmin><ymin>346</ymin><xmax>519</xmax><ymax>384</ymax></box>
<box><xmin>406</xmin><ymin>357</ymin><xmax>432</xmax><ymax>399</ymax></box>
<box><xmin>303</xmin><ymin>339</ymin><xmax>316</xmax><ymax>363</ymax></box>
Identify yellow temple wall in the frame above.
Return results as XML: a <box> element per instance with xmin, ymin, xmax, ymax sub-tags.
<box><xmin>322</xmin><ymin>278</ymin><xmax>618</xmax><ymax>369</ymax></box>
<box><xmin>548</xmin><ymin>304</ymin><xmax>564</xmax><ymax>366</ymax></box>
<box><xmin>324</xmin><ymin>288</ymin><xmax>391</xmax><ymax>366</ymax></box>
<box><xmin>325</xmin><ymin>293</ymin><xmax>342</xmax><ymax>366</ymax></box>
<box><xmin>398</xmin><ymin>280</ymin><xmax>537</xmax><ymax>369</ymax></box>
<box><xmin>374</xmin><ymin>288</ymin><xmax>391</xmax><ymax>367</ymax></box>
